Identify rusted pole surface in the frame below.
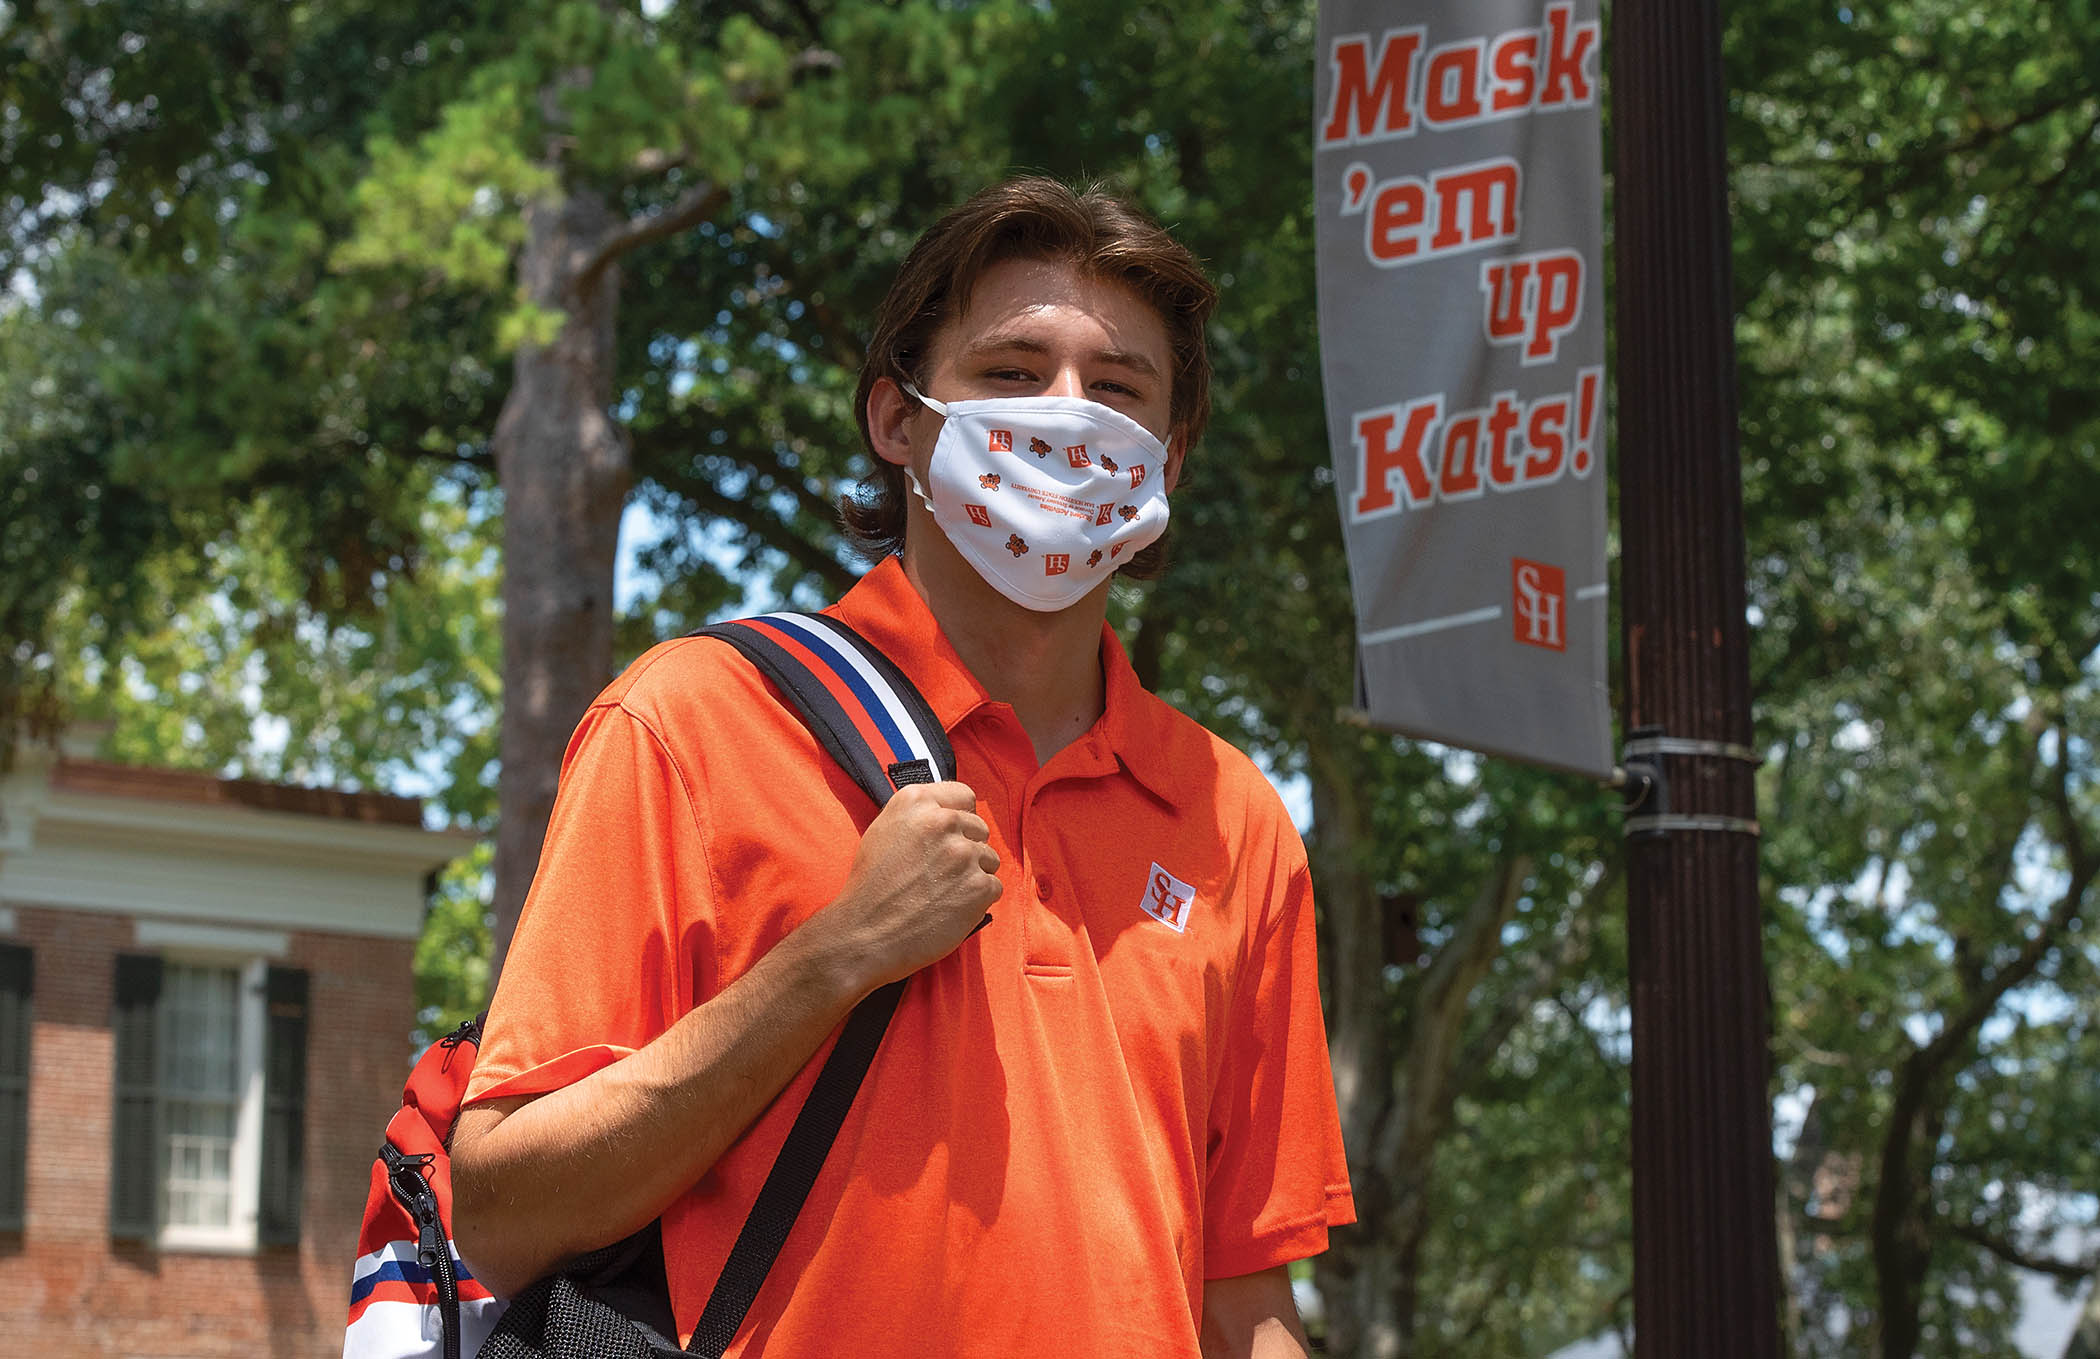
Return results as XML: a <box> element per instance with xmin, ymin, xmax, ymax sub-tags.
<box><xmin>1611</xmin><ymin>0</ymin><xmax>1782</xmax><ymax>1353</ymax></box>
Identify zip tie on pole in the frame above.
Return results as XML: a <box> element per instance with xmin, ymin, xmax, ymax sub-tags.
<box><xmin>1620</xmin><ymin>735</ymin><xmax>1763</xmax><ymax>766</ymax></box>
<box><xmin>1623</xmin><ymin>812</ymin><xmax>1762</xmax><ymax>837</ymax></box>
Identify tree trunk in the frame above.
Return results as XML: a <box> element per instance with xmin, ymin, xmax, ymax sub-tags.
<box><xmin>490</xmin><ymin>187</ymin><xmax>630</xmax><ymax>972</ymax></box>
<box><xmin>1865</xmin><ymin>758</ymin><xmax>2092</xmax><ymax>1359</ymax></box>
<box><xmin>1308</xmin><ymin>733</ymin><xmax>1539</xmax><ymax>1358</ymax></box>
<box><xmin>1775</xmin><ymin>1090</ymin><xmax>1828</xmax><ymax>1355</ymax></box>
<box><xmin>1309</xmin><ymin>738</ymin><xmax>1407</xmax><ymax>1359</ymax></box>
<box><xmin>1867</xmin><ymin>1083</ymin><xmax>1932</xmax><ymax>1359</ymax></box>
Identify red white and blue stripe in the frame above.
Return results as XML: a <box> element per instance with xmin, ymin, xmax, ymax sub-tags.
<box><xmin>749</xmin><ymin>613</ymin><xmax>948</xmax><ymax>775</ymax></box>
<box><xmin>701</xmin><ymin>612</ymin><xmax>952</xmax><ymax>801</ymax></box>
<box><xmin>344</xmin><ymin>1239</ymin><xmax>503</xmax><ymax>1358</ymax></box>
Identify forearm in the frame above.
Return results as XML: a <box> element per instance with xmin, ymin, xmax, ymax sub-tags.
<box><xmin>1200</xmin><ymin>1266</ymin><xmax>1310</xmax><ymax>1359</ymax></box>
<box><xmin>450</xmin><ymin>916</ymin><xmax>876</xmax><ymax>1297</ymax></box>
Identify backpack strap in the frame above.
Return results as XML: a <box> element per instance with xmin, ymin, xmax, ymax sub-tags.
<box><xmin>695</xmin><ymin>612</ymin><xmax>953</xmax><ymax>802</ymax></box>
<box><xmin>679</xmin><ymin>611</ymin><xmax>956</xmax><ymax>1358</ymax></box>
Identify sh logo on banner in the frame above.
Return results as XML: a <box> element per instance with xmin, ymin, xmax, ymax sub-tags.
<box><xmin>1512</xmin><ymin>558</ymin><xmax>1567</xmax><ymax>651</ymax></box>
<box><xmin>1141</xmin><ymin>863</ymin><xmax>1197</xmax><ymax>933</ymax></box>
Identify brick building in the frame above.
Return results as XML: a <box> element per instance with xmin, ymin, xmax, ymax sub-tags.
<box><xmin>0</xmin><ymin>735</ymin><xmax>468</xmax><ymax>1356</ymax></box>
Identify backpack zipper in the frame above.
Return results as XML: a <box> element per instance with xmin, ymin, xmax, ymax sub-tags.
<box><xmin>381</xmin><ymin>1141</ymin><xmax>461</xmax><ymax>1359</ymax></box>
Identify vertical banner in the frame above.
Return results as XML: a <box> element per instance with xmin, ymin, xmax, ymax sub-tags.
<box><xmin>1314</xmin><ymin>0</ymin><xmax>1612</xmax><ymax>779</ymax></box>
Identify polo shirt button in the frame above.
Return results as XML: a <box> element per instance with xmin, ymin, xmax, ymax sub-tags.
<box><xmin>1035</xmin><ymin>874</ymin><xmax>1053</xmax><ymax>899</ymax></box>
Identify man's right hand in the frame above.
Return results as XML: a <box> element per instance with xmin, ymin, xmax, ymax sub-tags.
<box><xmin>819</xmin><ymin>780</ymin><xmax>1003</xmax><ymax>989</ymax></box>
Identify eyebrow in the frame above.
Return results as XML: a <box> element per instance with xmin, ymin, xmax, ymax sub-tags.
<box><xmin>958</xmin><ymin>335</ymin><xmax>1164</xmax><ymax>383</ymax></box>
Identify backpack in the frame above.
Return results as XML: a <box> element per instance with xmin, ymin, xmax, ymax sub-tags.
<box><xmin>347</xmin><ymin>1012</ymin><xmax>504</xmax><ymax>1359</ymax></box>
<box><xmin>345</xmin><ymin>612</ymin><xmax>960</xmax><ymax>1359</ymax></box>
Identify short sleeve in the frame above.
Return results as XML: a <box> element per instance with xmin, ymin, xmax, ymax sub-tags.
<box><xmin>1202</xmin><ymin>853</ymin><xmax>1356</xmax><ymax>1278</ymax></box>
<box><xmin>465</xmin><ymin>699</ymin><xmax>715</xmax><ymax>1105</ymax></box>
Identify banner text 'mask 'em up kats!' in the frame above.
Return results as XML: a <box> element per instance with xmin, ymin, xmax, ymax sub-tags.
<box><xmin>1314</xmin><ymin>0</ymin><xmax>1611</xmax><ymax>778</ymax></box>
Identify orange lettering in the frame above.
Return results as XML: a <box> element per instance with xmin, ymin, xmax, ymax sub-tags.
<box><xmin>1353</xmin><ymin>398</ymin><xmax>1443</xmax><ymax>518</ymax></box>
<box><xmin>1320</xmin><ymin>30</ymin><xmax>1424</xmax><ymax>145</ymax></box>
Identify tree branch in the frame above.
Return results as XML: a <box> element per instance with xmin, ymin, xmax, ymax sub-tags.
<box><xmin>575</xmin><ymin>43</ymin><xmax>840</xmax><ymax>283</ymax></box>
<box><xmin>735</xmin><ymin>439</ymin><xmax>851</xmax><ymax>532</ymax></box>
<box><xmin>662</xmin><ymin>475</ymin><xmax>857</xmax><ymax>596</ymax></box>
<box><xmin>782</xmin><ymin>0</ymin><xmax>826</xmax><ymax>45</ymax></box>
<box><xmin>743</xmin><ymin>235</ymin><xmax>869</xmax><ymax>369</ymax></box>
<box><xmin>1442</xmin><ymin>1250</ymin><xmax>1524</xmax><ymax>1353</ymax></box>
<box><xmin>578</xmin><ymin>179</ymin><xmax>732</xmax><ymax>286</ymax></box>
<box><xmin>1798</xmin><ymin>1210</ymin><xmax>1866</xmax><ymax>1237</ymax></box>
<box><xmin>728</xmin><ymin>45</ymin><xmax>843</xmax><ymax>106</ymax></box>
<box><xmin>1785</xmin><ymin>1039</ymin><xmax>1861</xmax><ymax>1071</ymax></box>
<box><xmin>630</xmin><ymin>419</ymin><xmax>846</xmax><ymax>537</ymax></box>
<box><xmin>1912</xmin><ymin>723</ymin><xmax>2089</xmax><ymax>1075</ymax></box>
<box><xmin>1454</xmin><ymin>867</ymin><xmax>1608</xmax><ymax>1082</ymax></box>
<box><xmin>1554</xmin><ymin>992</ymin><xmax>1626</xmax><ymax>1083</ymax></box>
<box><xmin>1921</xmin><ymin>851</ymin><xmax>2094</xmax><ymax>1077</ymax></box>
<box><xmin>2047</xmin><ymin>721</ymin><xmax>2094</xmax><ymax>882</ymax></box>
<box><xmin>1948</xmin><ymin>1221</ymin><xmax>2099</xmax><ymax>1283</ymax></box>
<box><xmin>1867</xmin><ymin>717</ymin><xmax>2096</xmax><ymax>1348</ymax></box>
<box><xmin>1999</xmin><ymin>106</ymin><xmax>2100</xmax><ymax>282</ymax></box>
<box><xmin>1755</xmin><ymin>83</ymin><xmax>2100</xmax><ymax>179</ymax></box>
<box><xmin>797</xmin><ymin>292</ymin><xmax>866</xmax><ymax>371</ymax></box>
<box><xmin>1371</xmin><ymin>855</ymin><xmax>1533</xmax><ymax>1175</ymax></box>
<box><xmin>399</xmin><ymin>441</ymin><xmax>495</xmax><ymax>473</ymax></box>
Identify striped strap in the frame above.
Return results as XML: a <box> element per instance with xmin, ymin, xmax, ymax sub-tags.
<box><xmin>696</xmin><ymin>612</ymin><xmax>954</xmax><ymax>804</ymax></box>
<box><xmin>681</xmin><ymin>610</ymin><xmax>959</xmax><ymax>1358</ymax></box>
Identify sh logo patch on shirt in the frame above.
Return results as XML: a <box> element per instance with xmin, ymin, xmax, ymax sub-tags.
<box><xmin>1141</xmin><ymin>863</ymin><xmax>1197</xmax><ymax>933</ymax></box>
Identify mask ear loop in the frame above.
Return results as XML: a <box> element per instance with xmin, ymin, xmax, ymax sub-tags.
<box><xmin>895</xmin><ymin>381</ymin><xmax>945</xmax><ymax>512</ymax></box>
<box><xmin>899</xmin><ymin>381</ymin><xmax>949</xmax><ymax>417</ymax></box>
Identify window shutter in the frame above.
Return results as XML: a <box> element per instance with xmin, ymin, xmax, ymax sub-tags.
<box><xmin>109</xmin><ymin>953</ymin><xmax>162</xmax><ymax>1240</ymax></box>
<box><xmin>0</xmin><ymin>944</ymin><xmax>30</xmax><ymax>1232</ymax></box>
<box><xmin>258</xmin><ymin>966</ymin><xmax>308</xmax><ymax>1247</ymax></box>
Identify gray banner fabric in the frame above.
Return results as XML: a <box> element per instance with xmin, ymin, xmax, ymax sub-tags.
<box><xmin>1314</xmin><ymin>0</ymin><xmax>1612</xmax><ymax>778</ymax></box>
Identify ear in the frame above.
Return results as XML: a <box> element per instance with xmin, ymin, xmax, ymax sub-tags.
<box><xmin>1163</xmin><ymin>430</ymin><xmax>1188</xmax><ymax>494</ymax></box>
<box><xmin>867</xmin><ymin>377</ymin><xmax>921</xmax><ymax>469</ymax></box>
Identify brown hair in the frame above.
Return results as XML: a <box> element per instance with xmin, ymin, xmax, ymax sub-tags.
<box><xmin>842</xmin><ymin>176</ymin><xmax>1216</xmax><ymax>578</ymax></box>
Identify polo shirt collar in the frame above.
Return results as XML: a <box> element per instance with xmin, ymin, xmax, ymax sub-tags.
<box><xmin>825</xmin><ymin>557</ymin><xmax>992</xmax><ymax>733</ymax></box>
<box><xmin>825</xmin><ymin>557</ymin><xmax>1183</xmax><ymax>807</ymax></box>
<box><xmin>1091</xmin><ymin>615</ymin><xmax>1183</xmax><ymax>807</ymax></box>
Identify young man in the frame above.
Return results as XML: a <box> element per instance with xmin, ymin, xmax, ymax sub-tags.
<box><xmin>450</xmin><ymin>178</ymin><xmax>1354</xmax><ymax>1357</ymax></box>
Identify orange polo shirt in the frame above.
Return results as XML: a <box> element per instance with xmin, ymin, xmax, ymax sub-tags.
<box><xmin>468</xmin><ymin>557</ymin><xmax>1354</xmax><ymax>1356</ymax></box>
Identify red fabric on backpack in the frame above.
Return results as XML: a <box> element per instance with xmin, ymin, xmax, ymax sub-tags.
<box><xmin>345</xmin><ymin>1017</ymin><xmax>506</xmax><ymax>1359</ymax></box>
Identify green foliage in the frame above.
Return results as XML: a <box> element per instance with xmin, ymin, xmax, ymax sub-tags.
<box><xmin>1731</xmin><ymin>0</ymin><xmax>2100</xmax><ymax>1349</ymax></box>
<box><xmin>42</xmin><ymin>469</ymin><xmax>501</xmax><ymax>818</ymax></box>
<box><xmin>416</xmin><ymin>842</ymin><xmax>495</xmax><ymax>1045</ymax></box>
<box><xmin>336</xmin><ymin>73</ymin><xmax>552</xmax><ymax>293</ymax></box>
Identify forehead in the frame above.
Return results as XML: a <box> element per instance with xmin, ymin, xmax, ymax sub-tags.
<box><xmin>930</xmin><ymin>256</ymin><xmax>1171</xmax><ymax>374</ymax></box>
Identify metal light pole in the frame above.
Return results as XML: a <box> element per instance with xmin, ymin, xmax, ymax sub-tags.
<box><xmin>1611</xmin><ymin>0</ymin><xmax>1783</xmax><ymax>1353</ymax></box>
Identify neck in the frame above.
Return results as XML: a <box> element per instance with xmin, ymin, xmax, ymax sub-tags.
<box><xmin>896</xmin><ymin>533</ymin><xmax>1108</xmax><ymax>767</ymax></box>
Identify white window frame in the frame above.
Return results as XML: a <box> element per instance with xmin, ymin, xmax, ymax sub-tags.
<box><xmin>136</xmin><ymin>922</ymin><xmax>285</xmax><ymax>1255</ymax></box>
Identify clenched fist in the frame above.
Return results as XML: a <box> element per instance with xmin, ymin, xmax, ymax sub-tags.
<box><xmin>817</xmin><ymin>781</ymin><xmax>1002</xmax><ymax>990</ymax></box>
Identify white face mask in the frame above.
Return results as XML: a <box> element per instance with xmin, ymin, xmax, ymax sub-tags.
<box><xmin>901</xmin><ymin>385</ymin><xmax>1173</xmax><ymax>611</ymax></box>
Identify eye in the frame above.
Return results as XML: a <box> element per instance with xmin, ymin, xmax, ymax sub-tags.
<box><xmin>1092</xmin><ymin>379</ymin><xmax>1148</xmax><ymax>404</ymax></box>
